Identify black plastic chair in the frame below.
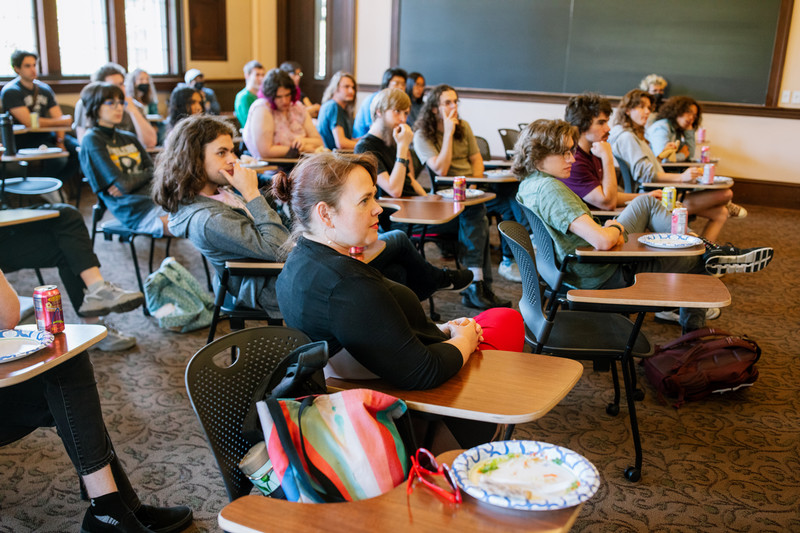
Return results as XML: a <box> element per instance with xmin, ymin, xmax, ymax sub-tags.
<box><xmin>185</xmin><ymin>326</ymin><xmax>312</xmax><ymax>502</ymax></box>
<box><xmin>499</xmin><ymin>220</ymin><xmax>654</xmax><ymax>482</ymax></box>
<box><xmin>498</xmin><ymin>128</ymin><xmax>520</xmax><ymax>160</ymax></box>
<box><xmin>614</xmin><ymin>155</ymin><xmax>640</xmax><ymax>193</ymax></box>
<box><xmin>207</xmin><ymin>261</ymin><xmax>284</xmax><ymax>344</ymax></box>
<box><xmin>475</xmin><ymin>135</ymin><xmax>491</xmax><ymax>161</ymax></box>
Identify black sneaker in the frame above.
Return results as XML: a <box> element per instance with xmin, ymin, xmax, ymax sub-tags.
<box><xmin>81</xmin><ymin>507</ymin><xmax>153</xmax><ymax>533</ymax></box>
<box><xmin>482</xmin><ymin>283</ymin><xmax>512</xmax><ymax>308</ymax></box>
<box><xmin>703</xmin><ymin>243</ymin><xmax>773</xmax><ymax>275</ymax></box>
<box><xmin>438</xmin><ymin>268</ymin><xmax>474</xmax><ymax>291</ymax></box>
<box><xmin>135</xmin><ymin>504</ymin><xmax>193</xmax><ymax>533</ymax></box>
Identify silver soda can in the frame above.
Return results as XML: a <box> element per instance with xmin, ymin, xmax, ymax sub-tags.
<box><xmin>702</xmin><ymin>164</ymin><xmax>715</xmax><ymax>184</ymax></box>
<box><xmin>661</xmin><ymin>187</ymin><xmax>677</xmax><ymax>211</ymax></box>
<box><xmin>453</xmin><ymin>176</ymin><xmax>466</xmax><ymax>202</ymax></box>
<box><xmin>671</xmin><ymin>207</ymin><xmax>689</xmax><ymax>234</ymax></box>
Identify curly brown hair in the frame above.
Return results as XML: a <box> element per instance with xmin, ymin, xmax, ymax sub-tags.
<box><xmin>272</xmin><ymin>152</ymin><xmax>378</xmax><ymax>248</ymax></box>
<box><xmin>413</xmin><ymin>84</ymin><xmax>464</xmax><ymax>143</ymax></box>
<box><xmin>152</xmin><ymin>114</ymin><xmax>235</xmax><ymax>213</ymax></box>
<box><xmin>512</xmin><ymin>119</ymin><xmax>578</xmax><ymax>178</ymax></box>
<box><xmin>655</xmin><ymin>96</ymin><xmax>702</xmax><ymax>132</ymax></box>
<box><xmin>612</xmin><ymin>89</ymin><xmax>652</xmax><ymax>137</ymax></box>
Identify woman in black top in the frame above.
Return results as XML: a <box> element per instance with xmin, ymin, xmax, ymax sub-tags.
<box><xmin>274</xmin><ymin>152</ymin><xmax>523</xmax><ymax>391</ymax></box>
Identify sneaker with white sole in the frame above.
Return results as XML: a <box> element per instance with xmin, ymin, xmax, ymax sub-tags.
<box><xmin>94</xmin><ymin>320</ymin><xmax>137</xmax><ymax>352</ymax></box>
<box><xmin>704</xmin><ymin>244</ymin><xmax>773</xmax><ymax>275</ymax></box>
<box><xmin>78</xmin><ymin>282</ymin><xmax>144</xmax><ymax>317</ymax></box>
<box><xmin>498</xmin><ymin>258</ymin><xmax>522</xmax><ymax>282</ymax></box>
<box><xmin>727</xmin><ymin>202</ymin><xmax>748</xmax><ymax>218</ymax></box>
<box><xmin>655</xmin><ymin>308</ymin><xmax>721</xmax><ymax>323</ymax></box>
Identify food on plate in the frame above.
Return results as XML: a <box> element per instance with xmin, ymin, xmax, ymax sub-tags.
<box><xmin>467</xmin><ymin>452</ymin><xmax>580</xmax><ymax>500</ymax></box>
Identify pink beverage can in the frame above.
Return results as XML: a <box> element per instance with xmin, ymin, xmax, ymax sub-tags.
<box><xmin>661</xmin><ymin>186</ymin><xmax>677</xmax><ymax>211</ymax></box>
<box><xmin>700</xmin><ymin>146</ymin><xmax>710</xmax><ymax>163</ymax></box>
<box><xmin>453</xmin><ymin>176</ymin><xmax>466</xmax><ymax>201</ymax></box>
<box><xmin>702</xmin><ymin>163</ymin><xmax>715</xmax><ymax>184</ymax></box>
<box><xmin>696</xmin><ymin>127</ymin><xmax>706</xmax><ymax>143</ymax></box>
<box><xmin>671</xmin><ymin>207</ymin><xmax>689</xmax><ymax>235</ymax></box>
<box><xmin>33</xmin><ymin>285</ymin><xmax>65</xmax><ymax>334</ymax></box>
<box><xmin>348</xmin><ymin>246</ymin><xmax>365</xmax><ymax>262</ymax></box>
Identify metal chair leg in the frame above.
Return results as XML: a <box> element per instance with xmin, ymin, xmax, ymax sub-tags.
<box><xmin>126</xmin><ymin>236</ymin><xmax>149</xmax><ymax>317</ymax></box>
<box><xmin>620</xmin><ymin>311</ymin><xmax>646</xmax><ymax>482</ymax></box>
<box><xmin>35</xmin><ymin>268</ymin><xmax>45</xmax><ymax>285</ymax></box>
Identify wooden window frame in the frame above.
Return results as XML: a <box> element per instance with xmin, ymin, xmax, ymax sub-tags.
<box><xmin>3</xmin><ymin>0</ymin><xmax>184</xmax><ymax>92</ymax></box>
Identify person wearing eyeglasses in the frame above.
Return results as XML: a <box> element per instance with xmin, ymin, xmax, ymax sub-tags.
<box><xmin>515</xmin><ymin>119</ymin><xmax>773</xmax><ymax>333</ymax></box>
<box><xmin>78</xmin><ymin>81</ymin><xmax>170</xmax><ymax>239</ymax></box>
<box><xmin>280</xmin><ymin>61</ymin><xmax>320</xmax><ymax>118</ymax></box>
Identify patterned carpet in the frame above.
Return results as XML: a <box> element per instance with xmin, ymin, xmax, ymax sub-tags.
<box><xmin>1</xmin><ymin>194</ymin><xmax>798</xmax><ymax>532</ymax></box>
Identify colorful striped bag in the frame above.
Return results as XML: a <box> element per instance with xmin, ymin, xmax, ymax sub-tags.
<box><xmin>256</xmin><ymin>389</ymin><xmax>409</xmax><ymax>503</ymax></box>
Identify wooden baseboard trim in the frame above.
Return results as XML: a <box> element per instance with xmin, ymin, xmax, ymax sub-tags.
<box><xmin>731</xmin><ymin>177</ymin><xmax>800</xmax><ymax>209</ymax></box>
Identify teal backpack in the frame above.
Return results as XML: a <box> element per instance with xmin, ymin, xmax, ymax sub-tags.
<box><xmin>144</xmin><ymin>257</ymin><xmax>214</xmax><ymax>333</ymax></box>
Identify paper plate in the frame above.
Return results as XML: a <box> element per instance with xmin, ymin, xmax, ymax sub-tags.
<box><xmin>451</xmin><ymin>440</ymin><xmax>600</xmax><ymax>511</ymax></box>
<box><xmin>713</xmin><ymin>176</ymin><xmax>733</xmax><ymax>184</ymax></box>
<box><xmin>484</xmin><ymin>169</ymin><xmax>514</xmax><ymax>178</ymax></box>
<box><xmin>437</xmin><ymin>188</ymin><xmax>484</xmax><ymax>199</ymax></box>
<box><xmin>638</xmin><ymin>233</ymin><xmax>703</xmax><ymax>249</ymax></box>
<box><xmin>0</xmin><ymin>329</ymin><xmax>54</xmax><ymax>364</ymax></box>
<box><xmin>17</xmin><ymin>147</ymin><xmax>64</xmax><ymax>155</ymax></box>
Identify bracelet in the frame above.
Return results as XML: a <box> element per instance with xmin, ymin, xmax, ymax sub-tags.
<box><xmin>396</xmin><ymin>157</ymin><xmax>409</xmax><ymax>167</ymax></box>
<box><xmin>608</xmin><ymin>224</ymin><xmax>622</xmax><ymax>235</ymax></box>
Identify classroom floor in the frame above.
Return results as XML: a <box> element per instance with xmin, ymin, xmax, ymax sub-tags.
<box><xmin>2</xmin><ymin>193</ymin><xmax>798</xmax><ymax>532</ymax></box>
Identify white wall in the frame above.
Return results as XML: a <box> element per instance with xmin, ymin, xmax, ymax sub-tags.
<box><xmin>356</xmin><ymin>2</ymin><xmax>800</xmax><ymax>185</ymax></box>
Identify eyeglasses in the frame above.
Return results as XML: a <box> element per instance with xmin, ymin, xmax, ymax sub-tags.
<box><xmin>406</xmin><ymin>448</ymin><xmax>462</xmax><ymax>503</ymax></box>
<box><xmin>102</xmin><ymin>99</ymin><xmax>125</xmax><ymax>108</ymax></box>
<box><xmin>560</xmin><ymin>146</ymin><xmax>577</xmax><ymax>159</ymax></box>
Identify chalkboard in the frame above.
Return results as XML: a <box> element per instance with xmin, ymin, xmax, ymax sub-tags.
<box><xmin>396</xmin><ymin>0</ymin><xmax>784</xmax><ymax>104</ymax></box>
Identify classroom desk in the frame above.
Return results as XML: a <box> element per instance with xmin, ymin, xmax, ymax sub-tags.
<box><xmin>240</xmin><ymin>160</ymin><xmax>278</xmax><ymax>173</ymax></box>
<box><xmin>661</xmin><ymin>158</ymin><xmax>719</xmax><ymax>169</ymax></box>
<box><xmin>0</xmin><ymin>208</ymin><xmax>59</xmax><ymax>226</ymax></box>
<box><xmin>640</xmin><ymin>177</ymin><xmax>733</xmax><ymax>191</ymax></box>
<box><xmin>482</xmin><ymin>159</ymin><xmax>512</xmax><ymax>170</ymax></box>
<box><xmin>328</xmin><ymin>350</ymin><xmax>583</xmax><ymax>425</ymax></box>
<box><xmin>435</xmin><ymin>171</ymin><xmax>519</xmax><ymax>184</ymax></box>
<box><xmin>575</xmin><ymin>232</ymin><xmax>706</xmax><ymax>259</ymax></box>
<box><xmin>218</xmin><ymin>447</ymin><xmax>583</xmax><ymax>533</ymax></box>
<box><xmin>12</xmin><ymin>125</ymin><xmax>72</xmax><ymax>134</ymax></box>
<box><xmin>1</xmin><ymin>150</ymin><xmax>67</xmax><ymax>203</ymax></box>
<box><xmin>378</xmin><ymin>192</ymin><xmax>496</xmax><ymax>226</ymax></box>
<box><xmin>0</xmin><ymin>324</ymin><xmax>107</xmax><ymax>387</ymax></box>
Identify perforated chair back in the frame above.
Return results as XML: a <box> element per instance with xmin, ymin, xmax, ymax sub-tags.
<box><xmin>516</xmin><ymin>201</ymin><xmax>565</xmax><ymax>293</ymax></box>
<box><xmin>498</xmin><ymin>221</ymin><xmax>552</xmax><ymax>346</ymax></box>
<box><xmin>498</xmin><ymin>128</ymin><xmax>520</xmax><ymax>159</ymax></box>
<box><xmin>614</xmin><ymin>155</ymin><xmax>638</xmax><ymax>193</ymax></box>
<box><xmin>475</xmin><ymin>136</ymin><xmax>491</xmax><ymax>161</ymax></box>
<box><xmin>185</xmin><ymin>326</ymin><xmax>312</xmax><ymax>502</ymax></box>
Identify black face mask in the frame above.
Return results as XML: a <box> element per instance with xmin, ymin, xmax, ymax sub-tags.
<box><xmin>136</xmin><ymin>83</ymin><xmax>150</xmax><ymax>94</ymax></box>
<box><xmin>651</xmin><ymin>93</ymin><xmax>664</xmax><ymax>108</ymax></box>
<box><xmin>193</xmin><ymin>82</ymin><xmax>205</xmax><ymax>90</ymax></box>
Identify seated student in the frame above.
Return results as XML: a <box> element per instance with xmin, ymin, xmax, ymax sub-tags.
<box><xmin>234</xmin><ymin>60</ymin><xmax>266</xmax><ymax>128</ymax></box>
<box><xmin>1</xmin><ymin>50</ymin><xmax>79</xmax><ymax>191</ymax></box>
<box><xmin>645</xmin><ymin>95</ymin><xmax>701</xmax><ymax>164</ymax></box>
<box><xmin>413</xmin><ymin>83</ymin><xmax>522</xmax><ymax>294</ymax></box>
<box><xmin>74</xmin><ymin>63</ymin><xmax>157</xmax><ymax>149</ymax></box>
<box><xmin>164</xmin><ymin>86</ymin><xmax>203</xmax><ymax>135</ymax></box>
<box><xmin>242</xmin><ymin>69</ymin><xmax>323</xmax><ymax>160</ymax></box>
<box><xmin>639</xmin><ymin>73</ymin><xmax>668</xmax><ymax>118</ymax></box>
<box><xmin>316</xmin><ymin>71</ymin><xmax>358</xmax><ymax>151</ymax></box>
<box><xmin>273</xmin><ymin>151</ymin><xmax>525</xmax><ymax>390</ymax></box>
<box><xmin>405</xmin><ymin>71</ymin><xmax>426</xmax><ymax>127</ymax></box>
<box><xmin>0</xmin><ymin>270</ymin><xmax>193</xmax><ymax>533</ymax></box>
<box><xmin>152</xmin><ymin>115</ymin><xmax>472</xmax><ymax>315</ymax></box>
<box><xmin>515</xmin><ymin>119</ymin><xmax>773</xmax><ymax>332</ymax></box>
<box><xmin>125</xmin><ymin>68</ymin><xmax>159</xmax><ymax>116</ymax></box>
<box><xmin>279</xmin><ymin>61</ymin><xmax>320</xmax><ymax>118</ymax></box>
<box><xmin>78</xmin><ymin>82</ymin><xmax>170</xmax><ymax>238</ymax></box>
<box><xmin>353</xmin><ymin>67</ymin><xmax>407</xmax><ymax>138</ymax></box>
<box><xmin>182</xmin><ymin>68</ymin><xmax>220</xmax><ymax>115</ymax></box>
<box><xmin>608</xmin><ymin>89</ymin><xmax>744</xmax><ymax>242</ymax></box>
<box><xmin>564</xmin><ymin>92</ymin><xmax>662</xmax><ymax>211</ymax></box>
<box><xmin>0</xmin><ymin>203</ymin><xmax>144</xmax><ymax>351</ymax></box>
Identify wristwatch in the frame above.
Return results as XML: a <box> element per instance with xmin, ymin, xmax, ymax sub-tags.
<box><xmin>395</xmin><ymin>157</ymin><xmax>409</xmax><ymax>167</ymax></box>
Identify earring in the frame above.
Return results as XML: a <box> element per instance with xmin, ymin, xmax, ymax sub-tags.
<box><xmin>324</xmin><ymin>227</ymin><xmax>337</xmax><ymax>246</ymax></box>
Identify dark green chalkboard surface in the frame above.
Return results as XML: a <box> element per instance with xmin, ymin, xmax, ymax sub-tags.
<box><xmin>396</xmin><ymin>0</ymin><xmax>783</xmax><ymax>104</ymax></box>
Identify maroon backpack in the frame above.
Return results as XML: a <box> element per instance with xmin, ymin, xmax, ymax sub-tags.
<box><xmin>642</xmin><ymin>328</ymin><xmax>761</xmax><ymax>407</ymax></box>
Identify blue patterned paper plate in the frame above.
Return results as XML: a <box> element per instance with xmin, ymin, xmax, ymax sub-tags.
<box><xmin>638</xmin><ymin>233</ymin><xmax>703</xmax><ymax>249</ymax></box>
<box><xmin>0</xmin><ymin>329</ymin><xmax>54</xmax><ymax>364</ymax></box>
<box><xmin>451</xmin><ymin>440</ymin><xmax>600</xmax><ymax>511</ymax></box>
<box><xmin>437</xmin><ymin>188</ymin><xmax>484</xmax><ymax>199</ymax></box>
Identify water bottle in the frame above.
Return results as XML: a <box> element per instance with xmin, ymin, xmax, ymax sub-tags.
<box><xmin>1</xmin><ymin>112</ymin><xmax>17</xmax><ymax>156</ymax></box>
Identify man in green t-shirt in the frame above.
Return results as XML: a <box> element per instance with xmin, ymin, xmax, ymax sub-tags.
<box><xmin>234</xmin><ymin>60</ymin><xmax>265</xmax><ymax>128</ymax></box>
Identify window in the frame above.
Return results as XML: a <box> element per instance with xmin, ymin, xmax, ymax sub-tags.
<box><xmin>0</xmin><ymin>0</ymin><xmax>181</xmax><ymax>80</ymax></box>
<box><xmin>313</xmin><ymin>0</ymin><xmax>327</xmax><ymax>80</ymax></box>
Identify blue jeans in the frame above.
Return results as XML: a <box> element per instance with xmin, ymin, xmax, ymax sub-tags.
<box><xmin>0</xmin><ymin>351</ymin><xmax>141</xmax><ymax>509</ymax></box>
<box><xmin>600</xmin><ymin>195</ymin><xmax>707</xmax><ymax>331</ymax></box>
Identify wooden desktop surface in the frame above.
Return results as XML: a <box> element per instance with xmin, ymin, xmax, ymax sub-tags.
<box><xmin>575</xmin><ymin>233</ymin><xmax>706</xmax><ymax>257</ymax></box>
<box><xmin>567</xmin><ymin>272</ymin><xmax>731</xmax><ymax>308</ymax></box>
<box><xmin>0</xmin><ymin>324</ymin><xmax>107</xmax><ymax>387</ymax></box>
<box><xmin>218</xmin><ymin>448</ymin><xmax>583</xmax><ymax>533</ymax></box>
<box><xmin>436</xmin><ymin>172</ymin><xmax>519</xmax><ymax>184</ymax></box>
<box><xmin>378</xmin><ymin>191</ymin><xmax>498</xmax><ymax>226</ymax></box>
<box><xmin>0</xmin><ymin>208</ymin><xmax>59</xmax><ymax>227</ymax></box>
<box><xmin>640</xmin><ymin>179</ymin><xmax>732</xmax><ymax>190</ymax></box>
<box><xmin>1</xmin><ymin>150</ymin><xmax>68</xmax><ymax>163</ymax></box>
<box><xmin>327</xmin><ymin>350</ymin><xmax>583</xmax><ymax>425</ymax></box>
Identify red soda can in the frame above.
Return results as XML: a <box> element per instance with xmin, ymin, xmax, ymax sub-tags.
<box><xmin>348</xmin><ymin>246</ymin><xmax>365</xmax><ymax>262</ymax></box>
<box><xmin>671</xmin><ymin>207</ymin><xmax>688</xmax><ymax>234</ymax></box>
<box><xmin>453</xmin><ymin>176</ymin><xmax>466</xmax><ymax>202</ymax></box>
<box><xmin>33</xmin><ymin>285</ymin><xmax>65</xmax><ymax>334</ymax></box>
